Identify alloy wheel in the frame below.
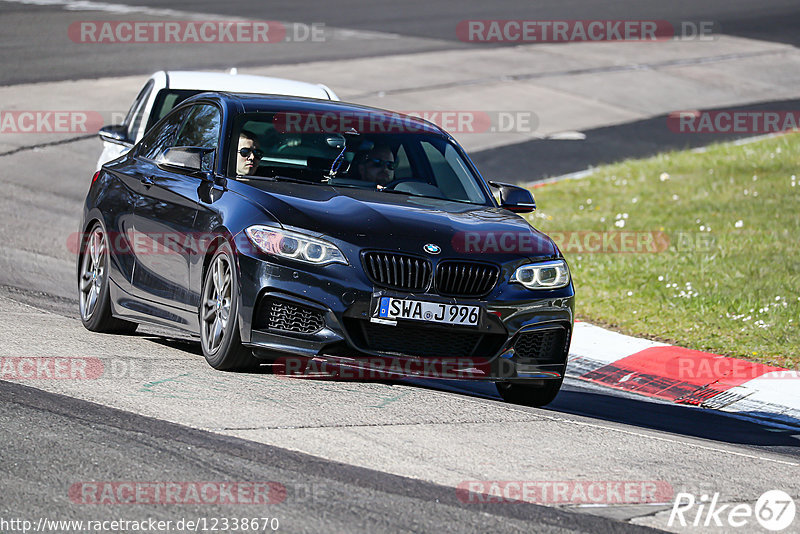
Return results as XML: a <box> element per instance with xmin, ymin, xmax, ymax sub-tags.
<box><xmin>201</xmin><ymin>254</ymin><xmax>233</xmax><ymax>354</ymax></box>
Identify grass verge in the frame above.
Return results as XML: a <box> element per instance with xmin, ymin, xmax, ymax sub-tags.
<box><xmin>526</xmin><ymin>133</ymin><xmax>800</xmax><ymax>369</ymax></box>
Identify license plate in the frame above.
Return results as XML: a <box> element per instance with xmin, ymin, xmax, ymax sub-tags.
<box><xmin>377</xmin><ymin>297</ymin><xmax>479</xmax><ymax>326</ymax></box>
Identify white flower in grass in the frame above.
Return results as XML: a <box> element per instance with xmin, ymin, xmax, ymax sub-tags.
<box><xmin>672</xmin><ymin>194</ymin><xmax>679</xmax><ymax>201</ymax></box>
<box><xmin>627</xmin><ymin>291</ymin><xmax>633</xmax><ymax>296</ymax></box>
<box><xmin>734</xmin><ymin>220</ymin><xmax>744</xmax><ymax>228</ymax></box>
<box><xmin>659</xmin><ymin>172</ymin><xmax>670</xmax><ymax>182</ymax></box>
<box><xmin>615</xmin><ymin>219</ymin><xmax>626</xmax><ymax>228</ymax></box>
<box><xmin>658</xmin><ymin>276</ymin><xmax>664</xmax><ymax>281</ymax></box>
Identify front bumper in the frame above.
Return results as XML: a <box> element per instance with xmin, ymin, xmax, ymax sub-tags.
<box><xmin>236</xmin><ymin>251</ymin><xmax>574</xmax><ymax>383</ymax></box>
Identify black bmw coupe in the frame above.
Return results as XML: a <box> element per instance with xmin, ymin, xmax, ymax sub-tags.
<box><xmin>79</xmin><ymin>92</ymin><xmax>574</xmax><ymax>406</ymax></box>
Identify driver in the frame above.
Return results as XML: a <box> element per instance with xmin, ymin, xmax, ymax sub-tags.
<box><xmin>355</xmin><ymin>143</ymin><xmax>395</xmax><ymax>188</ymax></box>
<box><xmin>236</xmin><ymin>130</ymin><xmax>262</xmax><ymax>176</ymax></box>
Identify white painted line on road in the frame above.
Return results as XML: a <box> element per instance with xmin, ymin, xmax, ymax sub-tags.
<box><xmin>547</xmin><ymin>131</ymin><xmax>586</xmax><ymax>141</ymax></box>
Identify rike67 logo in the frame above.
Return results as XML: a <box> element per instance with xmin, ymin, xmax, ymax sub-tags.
<box><xmin>669</xmin><ymin>490</ymin><xmax>796</xmax><ymax>531</ymax></box>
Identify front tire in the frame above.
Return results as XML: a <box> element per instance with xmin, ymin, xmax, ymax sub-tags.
<box><xmin>200</xmin><ymin>242</ymin><xmax>259</xmax><ymax>371</ymax></box>
<box><xmin>78</xmin><ymin>222</ymin><xmax>137</xmax><ymax>334</ymax></box>
<box><xmin>496</xmin><ymin>378</ymin><xmax>563</xmax><ymax>407</ymax></box>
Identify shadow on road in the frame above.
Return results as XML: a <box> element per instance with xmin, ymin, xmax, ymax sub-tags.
<box><xmin>138</xmin><ymin>330</ymin><xmax>800</xmax><ymax>452</ymax></box>
<box><xmin>405</xmin><ymin>378</ymin><xmax>800</xmax><ymax>451</ymax></box>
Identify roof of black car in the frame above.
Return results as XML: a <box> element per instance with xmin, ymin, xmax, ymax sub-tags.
<box><xmin>203</xmin><ymin>91</ymin><xmax>447</xmax><ymax>136</ymax></box>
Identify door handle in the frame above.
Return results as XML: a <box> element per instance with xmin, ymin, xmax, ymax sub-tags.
<box><xmin>140</xmin><ymin>175</ymin><xmax>155</xmax><ymax>187</ymax></box>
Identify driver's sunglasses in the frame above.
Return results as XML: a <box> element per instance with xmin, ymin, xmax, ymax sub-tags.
<box><xmin>368</xmin><ymin>158</ymin><xmax>396</xmax><ymax>171</ymax></box>
<box><xmin>239</xmin><ymin>147</ymin><xmax>264</xmax><ymax>159</ymax></box>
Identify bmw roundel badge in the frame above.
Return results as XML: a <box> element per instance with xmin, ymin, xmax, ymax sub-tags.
<box><xmin>423</xmin><ymin>243</ymin><xmax>441</xmax><ymax>255</ymax></box>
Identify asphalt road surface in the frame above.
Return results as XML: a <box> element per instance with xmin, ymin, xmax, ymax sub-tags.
<box><xmin>1</xmin><ymin>1</ymin><xmax>799</xmax><ymax>532</ymax></box>
<box><xmin>2</xmin><ymin>0</ymin><xmax>800</xmax><ymax>85</ymax></box>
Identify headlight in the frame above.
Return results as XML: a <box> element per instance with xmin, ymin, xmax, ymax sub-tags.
<box><xmin>511</xmin><ymin>260</ymin><xmax>570</xmax><ymax>289</ymax></box>
<box><xmin>245</xmin><ymin>225</ymin><xmax>347</xmax><ymax>266</ymax></box>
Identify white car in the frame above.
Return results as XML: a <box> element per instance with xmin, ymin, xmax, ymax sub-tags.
<box><xmin>96</xmin><ymin>70</ymin><xmax>339</xmax><ymax>169</ymax></box>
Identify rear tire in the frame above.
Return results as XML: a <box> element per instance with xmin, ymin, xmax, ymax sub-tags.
<box><xmin>78</xmin><ymin>222</ymin><xmax>138</xmax><ymax>334</ymax></box>
<box><xmin>200</xmin><ymin>241</ymin><xmax>259</xmax><ymax>371</ymax></box>
<box><xmin>496</xmin><ymin>378</ymin><xmax>563</xmax><ymax>407</ymax></box>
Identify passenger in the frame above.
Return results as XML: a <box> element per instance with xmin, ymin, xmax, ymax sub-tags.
<box><xmin>236</xmin><ymin>130</ymin><xmax>263</xmax><ymax>176</ymax></box>
<box><xmin>354</xmin><ymin>143</ymin><xmax>396</xmax><ymax>187</ymax></box>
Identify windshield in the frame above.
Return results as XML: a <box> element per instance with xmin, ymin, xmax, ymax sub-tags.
<box><xmin>228</xmin><ymin>112</ymin><xmax>492</xmax><ymax>205</ymax></box>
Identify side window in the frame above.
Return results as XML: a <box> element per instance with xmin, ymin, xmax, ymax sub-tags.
<box><xmin>174</xmin><ymin>104</ymin><xmax>221</xmax><ymax>147</ymax></box>
<box><xmin>125</xmin><ymin>79</ymin><xmax>154</xmax><ymax>141</ymax></box>
<box><xmin>137</xmin><ymin>107</ymin><xmax>190</xmax><ymax>161</ymax></box>
<box><xmin>174</xmin><ymin>104</ymin><xmax>221</xmax><ymax>171</ymax></box>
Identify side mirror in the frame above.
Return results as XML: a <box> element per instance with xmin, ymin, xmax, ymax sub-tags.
<box><xmin>157</xmin><ymin>146</ymin><xmax>215</xmax><ymax>173</ymax></box>
<box><xmin>98</xmin><ymin>124</ymin><xmax>131</xmax><ymax>146</ymax></box>
<box><xmin>488</xmin><ymin>181</ymin><xmax>536</xmax><ymax>213</ymax></box>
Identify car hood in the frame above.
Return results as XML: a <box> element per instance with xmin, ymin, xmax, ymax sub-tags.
<box><xmin>233</xmin><ymin>180</ymin><xmax>558</xmax><ymax>259</ymax></box>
